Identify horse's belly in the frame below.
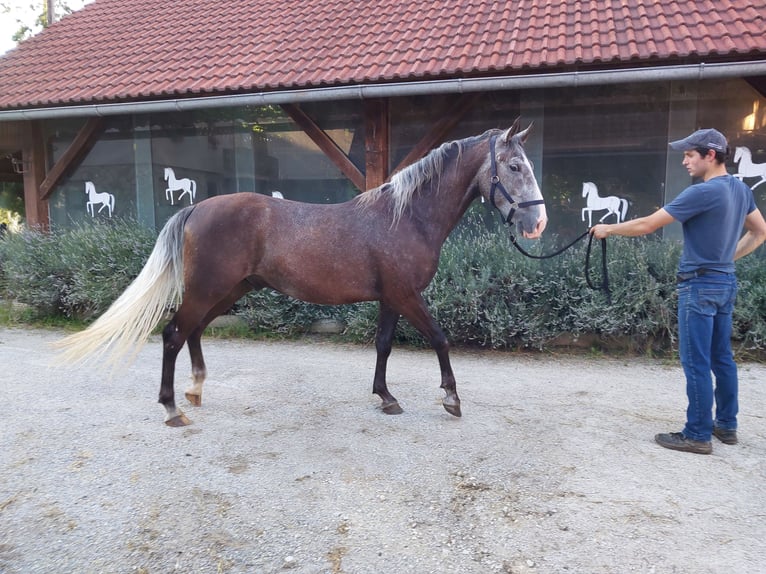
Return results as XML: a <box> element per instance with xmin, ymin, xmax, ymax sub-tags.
<box><xmin>276</xmin><ymin>280</ymin><xmax>375</xmax><ymax>306</ymax></box>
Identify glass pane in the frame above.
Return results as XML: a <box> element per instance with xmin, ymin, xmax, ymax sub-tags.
<box><xmin>541</xmin><ymin>83</ymin><xmax>670</xmax><ymax>242</ymax></box>
<box><xmin>48</xmin><ymin>117</ymin><xmax>136</xmax><ymax>228</ymax></box>
<box><xmin>244</xmin><ymin>103</ymin><xmax>362</xmax><ymax>203</ymax></box>
<box><xmin>696</xmin><ymin>79</ymin><xmax>766</xmax><ymax>209</ymax></box>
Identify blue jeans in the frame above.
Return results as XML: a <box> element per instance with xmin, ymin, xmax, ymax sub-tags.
<box><xmin>676</xmin><ymin>274</ymin><xmax>738</xmax><ymax>441</ymax></box>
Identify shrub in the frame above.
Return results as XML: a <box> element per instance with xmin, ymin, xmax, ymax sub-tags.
<box><xmin>0</xmin><ymin>229</ymin><xmax>66</xmax><ymax>315</ymax></box>
<box><xmin>1</xmin><ymin>215</ymin><xmax>765</xmax><ymax>356</ymax></box>
<box><xmin>0</xmin><ymin>220</ymin><xmax>155</xmax><ymax>319</ymax></box>
<box><xmin>421</xmin><ymin>219</ymin><xmax>681</xmax><ymax>351</ymax></box>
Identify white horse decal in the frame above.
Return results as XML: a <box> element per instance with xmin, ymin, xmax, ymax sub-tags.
<box><xmin>581</xmin><ymin>181</ymin><xmax>628</xmax><ymax>227</ymax></box>
<box><xmin>84</xmin><ymin>181</ymin><xmax>115</xmax><ymax>218</ymax></box>
<box><xmin>164</xmin><ymin>167</ymin><xmax>197</xmax><ymax>205</ymax></box>
<box><xmin>733</xmin><ymin>147</ymin><xmax>766</xmax><ymax>191</ymax></box>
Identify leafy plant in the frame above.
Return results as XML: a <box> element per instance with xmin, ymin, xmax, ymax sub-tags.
<box><xmin>1</xmin><ymin>215</ymin><xmax>765</xmax><ymax>357</ymax></box>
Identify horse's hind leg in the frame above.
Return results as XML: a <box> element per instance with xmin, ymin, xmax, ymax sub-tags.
<box><xmin>182</xmin><ymin>283</ymin><xmax>254</xmax><ymax>408</ymax></box>
<box><xmin>393</xmin><ymin>293</ymin><xmax>461</xmax><ymax>417</ymax></box>
<box><xmin>373</xmin><ymin>302</ymin><xmax>403</xmax><ymax>414</ymax></box>
<box><xmin>159</xmin><ymin>316</ymin><xmax>192</xmax><ymax>426</ymax></box>
<box><xmin>184</xmin><ymin>327</ymin><xmax>206</xmax><ymax>407</ymax></box>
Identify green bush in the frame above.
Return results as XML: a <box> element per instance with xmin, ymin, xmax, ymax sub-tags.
<box><xmin>0</xmin><ymin>220</ymin><xmax>155</xmax><ymax>319</ymax></box>
<box><xmin>418</xmin><ymin>221</ymin><xmax>681</xmax><ymax>351</ymax></box>
<box><xmin>1</xmin><ymin>215</ymin><xmax>765</xmax><ymax>356</ymax></box>
<box><xmin>0</xmin><ymin>229</ymin><xmax>66</xmax><ymax>315</ymax></box>
<box><xmin>236</xmin><ymin>289</ymin><xmax>354</xmax><ymax>337</ymax></box>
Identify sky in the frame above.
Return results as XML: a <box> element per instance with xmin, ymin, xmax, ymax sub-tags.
<box><xmin>0</xmin><ymin>0</ymin><xmax>92</xmax><ymax>55</ymax></box>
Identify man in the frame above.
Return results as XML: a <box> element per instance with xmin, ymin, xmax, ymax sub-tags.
<box><xmin>591</xmin><ymin>128</ymin><xmax>766</xmax><ymax>454</ymax></box>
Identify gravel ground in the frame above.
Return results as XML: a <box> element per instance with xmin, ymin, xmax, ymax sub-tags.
<box><xmin>1</xmin><ymin>327</ymin><xmax>765</xmax><ymax>574</ymax></box>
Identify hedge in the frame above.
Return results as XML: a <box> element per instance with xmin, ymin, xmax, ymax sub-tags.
<box><xmin>1</xmin><ymin>213</ymin><xmax>765</xmax><ymax>355</ymax></box>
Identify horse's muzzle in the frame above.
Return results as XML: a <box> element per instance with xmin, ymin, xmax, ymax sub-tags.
<box><xmin>522</xmin><ymin>216</ymin><xmax>547</xmax><ymax>239</ymax></box>
<box><xmin>519</xmin><ymin>203</ymin><xmax>547</xmax><ymax>239</ymax></box>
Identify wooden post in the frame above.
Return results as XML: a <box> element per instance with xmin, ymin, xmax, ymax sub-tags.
<box><xmin>364</xmin><ymin>99</ymin><xmax>390</xmax><ymax>191</ymax></box>
<box><xmin>21</xmin><ymin>121</ymin><xmax>49</xmax><ymax>230</ymax></box>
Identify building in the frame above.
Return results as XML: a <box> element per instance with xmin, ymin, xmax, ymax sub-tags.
<box><xmin>0</xmin><ymin>0</ymin><xmax>764</xmax><ymax>242</ymax></box>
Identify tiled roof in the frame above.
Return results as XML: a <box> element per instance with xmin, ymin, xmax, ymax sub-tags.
<box><xmin>0</xmin><ymin>0</ymin><xmax>764</xmax><ymax>111</ymax></box>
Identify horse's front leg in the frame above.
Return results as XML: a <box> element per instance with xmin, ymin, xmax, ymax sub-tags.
<box><xmin>373</xmin><ymin>302</ymin><xmax>403</xmax><ymax>414</ymax></box>
<box><xmin>395</xmin><ymin>294</ymin><xmax>461</xmax><ymax>417</ymax></box>
<box><xmin>159</xmin><ymin>319</ymin><xmax>191</xmax><ymax>426</ymax></box>
<box><xmin>165</xmin><ymin>188</ymin><xmax>174</xmax><ymax>205</ymax></box>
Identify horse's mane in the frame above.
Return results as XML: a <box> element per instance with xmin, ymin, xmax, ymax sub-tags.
<box><xmin>356</xmin><ymin>129</ymin><xmax>498</xmax><ymax>225</ymax></box>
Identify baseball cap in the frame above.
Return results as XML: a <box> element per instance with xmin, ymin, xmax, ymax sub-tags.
<box><xmin>668</xmin><ymin>128</ymin><xmax>728</xmax><ymax>152</ymax></box>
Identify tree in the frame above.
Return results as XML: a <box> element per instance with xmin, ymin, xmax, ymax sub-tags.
<box><xmin>1</xmin><ymin>1</ymin><xmax>79</xmax><ymax>46</ymax></box>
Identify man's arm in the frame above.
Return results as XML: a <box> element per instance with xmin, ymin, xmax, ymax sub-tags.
<box><xmin>734</xmin><ymin>208</ymin><xmax>766</xmax><ymax>260</ymax></box>
<box><xmin>590</xmin><ymin>208</ymin><xmax>675</xmax><ymax>239</ymax></box>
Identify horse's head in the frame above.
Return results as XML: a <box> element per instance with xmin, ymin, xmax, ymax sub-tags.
<box><xmin>582</xmin><ymin>182</ymin><xmax>595</xmax><ymax>198</ymax></box>
<box><xmin>477</xmin><ymin>119</ymin><xmax>547</xmax><ymax>239</ymax></box>
<box><xmin>164</xmin><ymin>167</ymin><xmax>171</xmax><ymax>180</ymax></box>
<box><xmin>734</xmin><ymin>147</ymin><xmax>745</xmax><ymax>163</ymax></box>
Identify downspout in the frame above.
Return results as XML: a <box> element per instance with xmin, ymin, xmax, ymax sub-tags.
<box><xmin>0</xmin><ymin>61</ymin><xmax>765</xmax><ymax>121</ymax></box>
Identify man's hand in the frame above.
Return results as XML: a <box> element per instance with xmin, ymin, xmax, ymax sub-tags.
<box><xmin>590</xmin><ymin>224</ymin><xmax>611</xmax><ymax>239</ymax></box>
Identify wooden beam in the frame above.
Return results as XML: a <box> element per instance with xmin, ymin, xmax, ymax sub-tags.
<box><xmin>364</xmin><ymin>99</ymin><xmax>390</xmax><ymax>191</ymax></box>
<box><xmin>392</xmin><ymin>93</ymin><xmax>481</xmax><ymax>174</ymax></box>
<box><xmin>281</xmin><ymin>103</ymin><xmax>366</xmax><ymax>192</ymax></box>
<box><xmin>40</xmin><ymin>117</ymin><xmax>105</xmax><ymax>200</ymax></box>
<box><xmin>21</xmin><ymin>121</ymin><xmax>49</xmax><ymax>230</ymax></box>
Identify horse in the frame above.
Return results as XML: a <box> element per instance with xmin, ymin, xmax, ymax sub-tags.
<box><xmin>164</xmin><ymin>167</ymin><xmax>197</xmax><ymax>205</ymax></box>
<box><xmin>581</xmin><ymin>181</ymin><xmax>628</xmax><ymax>227</ymax></box>
<box><xmin>733</xmin><ymin>147</ymin><xmax>766</xmax><ymax>191</ymax></box>
<box><xmin>84</xmin><ymin>181</ymin><xmax>115</xmax><ymax>218</ymax></box>
<box><xmin>56</xmin><ymin>120</ymin><xmax>547</xmax><ymax>427</ymax></box>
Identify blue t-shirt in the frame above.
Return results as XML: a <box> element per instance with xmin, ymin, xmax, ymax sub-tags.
<box><xmin>664</xmin><ymin>174</ymin><xmax>756</xmax><ymax>273</ymax></box>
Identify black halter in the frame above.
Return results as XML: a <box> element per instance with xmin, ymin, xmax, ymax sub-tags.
<box><xmin>488</xmin><ymin>135</ymin><xmax>545</xmax><ymax>224</ymax></box>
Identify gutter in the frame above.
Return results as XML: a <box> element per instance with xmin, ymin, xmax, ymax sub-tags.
<box><xmin>1</xmin><ymin>60</ymin><xmax>765</xmax><ymax>121</ymax></box>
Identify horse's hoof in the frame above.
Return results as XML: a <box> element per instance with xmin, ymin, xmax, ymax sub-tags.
<box><xmin>381</xmin><ymin>401</ymin><xmax>404</xmax><ymax>415</ymax></box>
<box><xmin>185</xmin><ymin>392</ymin><xmax>202</xmax><ymax>407</ymax></box>
<box><xmin>165</xmin><ymin>413</ymin><xmax>192</xmax><ymax>427</ymax></box>
<box><xmin>442</xmin><ymin>399</ymin><xmax>462</xmax><ymax>417</ymax></box>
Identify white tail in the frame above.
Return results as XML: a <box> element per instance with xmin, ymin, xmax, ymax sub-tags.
<box><xmin>55</xmin><ymin>209</ymin><xmax>190</xmax><ymax>367</ymax></box>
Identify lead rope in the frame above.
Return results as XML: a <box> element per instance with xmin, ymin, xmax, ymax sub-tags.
<box><xmin>509</xmin><ymin>229</ymin><xmax>612</xmax><ymax>304</ymax></box>
<box><xmin>486</xmin><ymin>134</ymin><xmax>610</xmax><ymax>301</ymax></box>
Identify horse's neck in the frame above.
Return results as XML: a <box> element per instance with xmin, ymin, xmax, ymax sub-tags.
<box><xmin>410</xmin><ymin>150</ymin><xmax>480</xmax><ymax>240</ymax></box>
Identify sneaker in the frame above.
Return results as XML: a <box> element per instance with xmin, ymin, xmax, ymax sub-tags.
<box><xmin>713</xmin><ymin>426</ymin><xmax>738</xmax><ymax>445</ymax></box>
<box><xmin>655</xmin><ymin>432</ymin><xmax>712</xmax><ymax>455</ymax></box>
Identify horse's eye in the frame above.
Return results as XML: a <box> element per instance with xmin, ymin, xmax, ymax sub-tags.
<box><xmin>510</xmin><ymin>164</ymin><xmax>520</xmax><ymax>172</ymax></box>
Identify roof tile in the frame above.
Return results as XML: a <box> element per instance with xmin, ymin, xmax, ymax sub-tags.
<box><xmin>0</xmin><ymin>0</ymin><xmax>764</xmax><ymax>111</ymax></box>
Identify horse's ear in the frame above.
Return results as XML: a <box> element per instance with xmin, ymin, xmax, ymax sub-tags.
<box><xmin>517</xmin><ymin>122</ymin><xmax>534</xmax><ymax>143</ymax></box>
<box><xmin>502</xmin><ymin>118</ymin><xmax>522</xmax><ymax>143</ymax></box>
